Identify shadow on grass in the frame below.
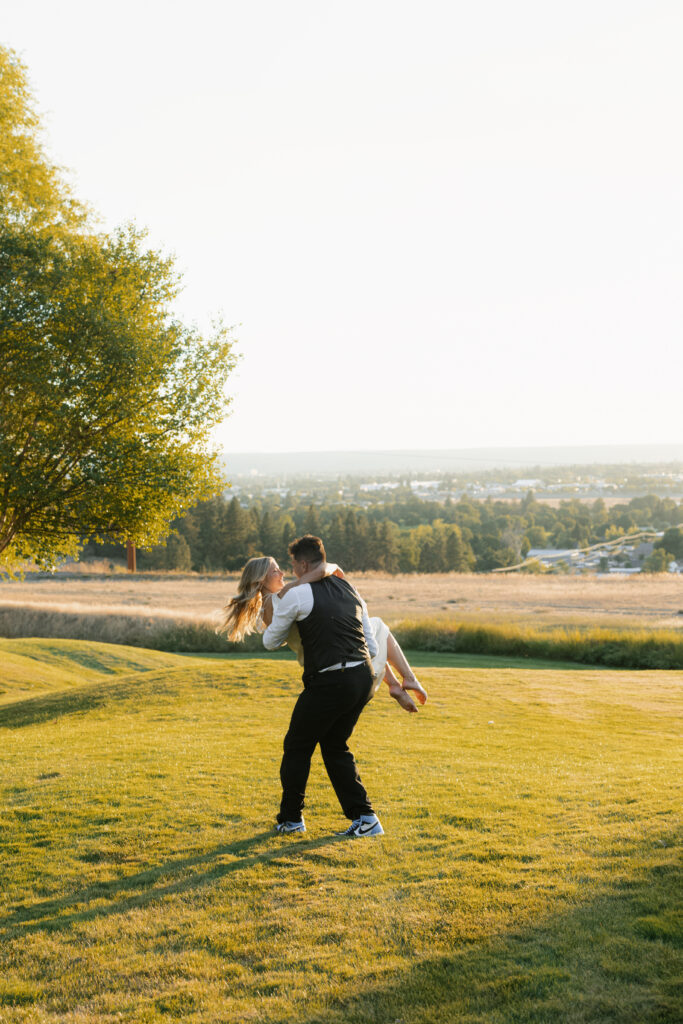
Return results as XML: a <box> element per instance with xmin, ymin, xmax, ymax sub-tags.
<box><xmin>0</xmin><ymin>830</ymin><xmax>348</xmax><ymax>938</ymax></box>
<box><xmin>2</xmin><ymin>834</ymin><xmax>680</xmax><ymax>1023</ymax></box>
<box><xmin>0</xmin><ymin>666</ymin><xmax>253</xmax><ymax>730</ymax></box>
<box><xmin>278</xmin><ymin>852</ymin><xmax>682</xmax><ymax>1024</ymax></box>
<box><xmin>0</xmin><ymin>678</ymin><xmax>167</xmax><ymax>730</ymax></box>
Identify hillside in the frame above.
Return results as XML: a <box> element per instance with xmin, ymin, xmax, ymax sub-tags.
<box><xmin>1</xmin><ymin>639</ymin><xmax>680</xmax><ymax>1022</ymax></box>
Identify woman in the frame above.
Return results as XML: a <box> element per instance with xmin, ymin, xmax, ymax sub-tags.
<box><xmin>222</xmin><ymin>556</ymin><xmax>428</xmax><ymax>713</ymax></box>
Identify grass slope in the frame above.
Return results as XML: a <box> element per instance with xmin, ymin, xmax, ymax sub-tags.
<box><xmin>0</xmin><ymin>639</ymin><xmax>681</xmax><ymax>1023</ymax></box>
<box><xmin>0</xmin><ymin>639</ymin><xmax>188</xmax><ymax>704</ymax></box>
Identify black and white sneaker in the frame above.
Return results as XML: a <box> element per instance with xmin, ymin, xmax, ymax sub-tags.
<box><xmin>338</xmin><ymin>814</ymin><xmax>384</xmax><ymax>838</ymax></box>
<box><xmin>275</xmin><ymin>818</ymin><xmax>306</xmax><ymax>834</ymax></box>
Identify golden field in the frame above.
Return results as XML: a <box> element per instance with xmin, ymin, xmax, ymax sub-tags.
<box><xmin>1</xmin><ymin>571</ymin><xmax>682</xmax><ymax>629</ymax></box>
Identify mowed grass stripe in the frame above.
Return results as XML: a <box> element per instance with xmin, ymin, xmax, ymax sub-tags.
<box><xmin>0</xmin><ymin>640</ymin><xmax>681</xmax><ymax>1023</ymax></box>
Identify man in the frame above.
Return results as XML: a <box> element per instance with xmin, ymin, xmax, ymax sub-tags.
<box><xmin>263</xmin><ymin>534</ymin><xmax>384</xmax><ymax>838</ymax></box>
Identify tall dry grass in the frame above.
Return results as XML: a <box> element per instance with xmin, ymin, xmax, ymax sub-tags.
<box><xmin>2</xmin><ymin>600</ymin><xmax>682</xmax><ymax>667</ymax></box>
<box><xmin>0</xmin><ymin>601</ymin><xmax>247</xmax><ymax>653</ymax></box>
<box><xmin>391</xmin><ymin>617</ymin><xmax>683</xmax><ymax>670</ymax></box>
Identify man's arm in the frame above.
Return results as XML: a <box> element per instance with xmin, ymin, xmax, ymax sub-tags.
<box><xmin>263</xmin><ymin>589</ymin><xmax>303</xmax><ymax>650</ymax></box>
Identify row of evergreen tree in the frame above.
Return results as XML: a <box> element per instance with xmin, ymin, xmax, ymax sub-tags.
<box><xmin>84</xmin><ymin>492</ymin><xmax>683</xmax><ymax>574</ymax></box>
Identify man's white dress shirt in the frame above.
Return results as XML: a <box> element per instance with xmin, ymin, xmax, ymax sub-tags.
<box><xmin>262</xmin><ymin>583</ymin><xmax>378</xmax><ymax>672</ymax></box>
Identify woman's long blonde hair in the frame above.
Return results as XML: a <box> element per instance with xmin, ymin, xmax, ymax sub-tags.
<box><xmin>220</xmin><ymin>556</ymin><xmax>273</xmax><ymax>642</ymax></box>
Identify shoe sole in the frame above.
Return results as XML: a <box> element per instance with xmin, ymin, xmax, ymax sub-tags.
<box><xmin>338</xmin><ymin>825</ymin><xmax>384</xmax><ymax>838</ymax></box>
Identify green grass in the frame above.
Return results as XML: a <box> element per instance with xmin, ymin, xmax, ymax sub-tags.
<box><xmin>178</xmin><ymin>649</ymin><xmax>606</xmax><ymax>671</ymax></box>
<box><xmin>0</xmin><ymin>638</ymin><xmax>681</xmax><ymax>1023</ymax></box>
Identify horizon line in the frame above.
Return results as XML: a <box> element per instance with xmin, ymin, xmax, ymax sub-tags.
<box><xmin>220</xmin><ymin>442</ymin><xmax>683</xmax><ymax>457</ymax></box>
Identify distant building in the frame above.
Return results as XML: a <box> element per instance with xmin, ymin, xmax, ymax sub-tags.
<box><xmin>628</xmin><ymin>542</ymin><xmax>655</xmax><ymax>564</ymax></box>
<box><xmin>359</xmin><ymin>482</ymin><xmax>400</xmax><ymax>492</ymax></box>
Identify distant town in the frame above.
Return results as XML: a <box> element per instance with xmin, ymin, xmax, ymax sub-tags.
<box><xmin>229</xmin><ymin>464</ymin><xmax>683</xmax><ymax>506</ymax></box>
<box><xmin>219</xmin><ymin>462</ymin><xmax>683</xmax><ymax>576</ymax></box>
<box><xmin>73</xmin><ymin>460</ymin><xmax>683</xmax><ymax>576</ymax></box>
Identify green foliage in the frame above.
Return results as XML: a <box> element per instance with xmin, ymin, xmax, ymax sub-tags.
<box><xmin>655</xmin><ymin>527</ymin><xmax>683</xmax><ymax>560</ymax></box>
<box><xmin>161</xmin><ymin>533</ymin><xmax>192</xmax><ymax>571</ymax></box>
<box><xmin>0</xmin><ymin>48</ymin><xmax>86</xmax><ymax>231</ymax></box>
<box><xmin>86</xmin><ymin>489</ymin><xmax>683</xmax><ymax>575</ymax></box>
<box><xmin>642</xmin><ymin>548</ymin><xmax>671</xmax><ymax>574</ymax></box>
<box><xmin>0</xmin><ymin>47</ymin><xmax>238</xmax><ymax>571</ymax></box>
<box><xmin>520</xmin><ymin>558</ymin><xmax>546</xmax><ymax>574</ymax></box>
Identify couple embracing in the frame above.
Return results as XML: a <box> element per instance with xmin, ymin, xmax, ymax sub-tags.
<box><xmin>223</xmin><ymin>534</ymin><xmax>427</xmax><ymax>838</ymax></box>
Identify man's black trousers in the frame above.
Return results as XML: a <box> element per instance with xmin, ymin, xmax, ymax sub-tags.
<box><xmin>278</xmin><ymin>662</ymin><xmax>375</xmax><ymax>824</ymax></box>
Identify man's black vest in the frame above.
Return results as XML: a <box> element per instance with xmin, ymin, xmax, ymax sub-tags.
<box><xmin>297</xmin><ymin>575</ymin><xmax>371</xmax><ymax>677</ymax></box>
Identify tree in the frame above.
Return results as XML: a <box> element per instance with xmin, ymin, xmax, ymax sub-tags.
<box><xmin>258</xmin><ymin>507</ymin><xmax>281</xmax><ymax>556</ymax></box>
<box><xmin>0</xmin><ymin>49</ymin><xmax>86</xmax><ymax>233</ymax></box>
<box><xmin>521</xmin><ymin>490</ymin><xmax>536</xmax><ymax>513</ymax></box>
<box><xmin>343</xmin><ymin>510</ymin><xmax>360</xmax><ymax>569</ymax></box>
<box><xmin>190</xmin><ymin>497</ymin><xmax>225</xmax><ymax>570</ymax></box>
<box><xmin>417</xmin><ymin>527</ymin><xmax>446</xmax><ymax>573</ymax></box>
<box><xmin>525</xmin><ymin>525</ymin><xmax>550</xmax><ymax>548</ymax></box>
<box><xmin>304</xmin><ymin>504</ymin><xmax>321</xmax><ymax>536</ymax></box>
<box><xmin>398</xmin><ymin>533</ymin><xmax>419</xmax><ymax>573</ymax></box>
<box><xmin>642</xmin><ymin>548</ymin><xmax>671</xmax><ymax>574</ymax></box>
<box><xmin>377</xmin><ymin>519</ymin><xmax>401</xmax><ymax>574</ymax></box>
<box><xmin>327</xmin><ymin>512</ymin><xmax>347</xmax><ymax>566</ymax></box>
<box><xmin>655</xmin><ymin>527</ymin><xmax>683</xmax><ymax>561</ymax></box>
<box><xmin>223</xmin><ymin>497</ymin><xmax>249</xmax><ymax>568</ymax></box>
<box><xmin>445</xmin><ymin>525</ymin><xmax>472</xmax><ymax>572</ymax></box>
<box><xmin>164</xmin><ymin>533</ymin><xmax>192</xmax><ymax>571</ymax></box>
<box><xmin>280</xmin><ymin>517</ymin><xmax>296</xmax><ymax>563</ymax></box>
<box><xmin>0</xmin><ymin>48</ymin><xmax>238</xmax><ymax>571</ymax></box>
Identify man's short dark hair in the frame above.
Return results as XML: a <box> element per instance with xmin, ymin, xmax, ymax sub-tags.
<box><xmin>288</xmin><ymin>534</ymin><xmax>326</xmax><ymax>564</ymax></box>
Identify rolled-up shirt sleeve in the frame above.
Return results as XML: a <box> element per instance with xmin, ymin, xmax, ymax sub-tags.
<box><xmin>263</xmin><ymin>590</ymin><xmax>301</xmax><ymax>650</ymax></box>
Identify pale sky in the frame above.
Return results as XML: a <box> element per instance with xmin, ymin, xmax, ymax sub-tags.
<box><xmin>4</xmin><ymin>1</ymin><xmax>682</xmax><ymax>453</ymax></box>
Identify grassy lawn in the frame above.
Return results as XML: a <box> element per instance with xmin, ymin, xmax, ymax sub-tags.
<box><xmin>0</xmin><ymin>639</ymin><xmax>681</xmax><ymax>1023</ymax></box>
<box><xmin>177</xmin><ymin>649</ymin><xmax>605</xmax><ymax>671</ymax></box>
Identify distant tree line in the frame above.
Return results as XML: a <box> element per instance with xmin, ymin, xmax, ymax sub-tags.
<box><xmin>82</xmin><ymin>492</ymin><xmax>683</xmax><ymax>574</ymax></box>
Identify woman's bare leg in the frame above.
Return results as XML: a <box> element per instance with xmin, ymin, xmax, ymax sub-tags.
<box><xmin>383</xmin><ymin>663</ymin><xmax>417</xmax><ymax>713</ymax></box>
<box><xmin>386</xmin><ymin>632</ymin><xmax>428</xmax><ymax>704</ymax></box>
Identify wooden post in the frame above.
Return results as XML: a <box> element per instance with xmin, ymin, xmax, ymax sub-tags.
<box><xmin>126</xmin><ymin>540</ymin><xmax>136</xmax><ymax>573</ymax></box>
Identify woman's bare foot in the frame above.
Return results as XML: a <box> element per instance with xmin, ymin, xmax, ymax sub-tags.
<box><xmin>402</xmin><ymin>677</ymin><xmax>427</xmax><ymax>704</ymax></box>
<box><xmin>388</xmin><ymin>681</ymin><xmax>418</xmax><ymax>713</ymax></box>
